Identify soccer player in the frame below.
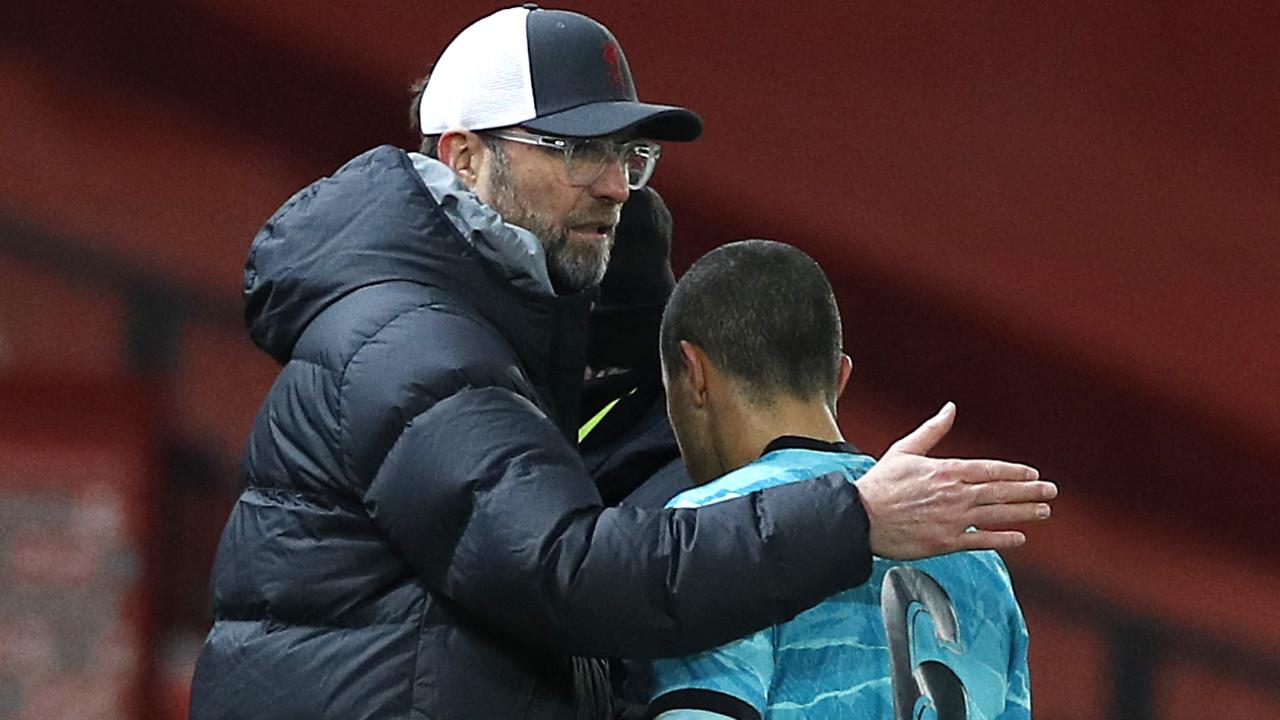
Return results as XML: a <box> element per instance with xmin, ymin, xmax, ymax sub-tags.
<box><xmin>649</xmin><ymin>239</ymin><xmax>1034</xmax><ymax>719</ymax></box>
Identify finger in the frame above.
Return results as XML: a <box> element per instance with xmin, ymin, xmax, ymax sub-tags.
<box><xmin>965</xmin><ymin>502</ymin><xmax>1051</xmax><ymax>527</ymax></box>
<box><xmin>952</xmin><ymin>530</ymin><xmax>1027</xmax><ymax>551</ymax></box>
<box><xmin>884</xmin><ymin>402</ymin><xmax>956</xmax><ymax>457</ymax></box>
<box><xmin>954</xmin><ymin>459</ymin><xmax>1042</xmax><ymax>483</ymax></box>
<box><xmin>971</xmin><ymin>480</ymin><xmax>1058</xmax><ymax>505</ymax></box>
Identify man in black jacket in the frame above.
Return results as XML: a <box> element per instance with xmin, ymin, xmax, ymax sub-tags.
<box><xmin>190</xmin><ymin>7</ymin><xmax>1056</xmax><ymax>719</ymax></box>
<box><xmin>580</xmin><ymin>187</ymin><xmax>688</xmax><ymax>511</ymax></box>
<box><xmin>578</xmin><ymin>188</ymin><xmax>693</xmax><ymax>718</ymax></box>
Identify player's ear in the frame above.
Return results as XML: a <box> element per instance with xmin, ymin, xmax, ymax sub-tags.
<box><xmin>836</xmin><ymin>353</ymin><xmax>854</xmax><ymax>399</ymax></box>
<box><xmin>438</xmin><ymin>131</ymin><xmax>481</xmax><ymax>189</ymax></box>
<box><xmin>679</xmin><ymin>340</ymin><xmax>711</xmax><ymax>409</ymax></box>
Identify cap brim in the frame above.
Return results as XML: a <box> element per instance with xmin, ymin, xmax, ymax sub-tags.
<box><xmin>522</xmin><ymin>101</ymin><xmax>703</xmax><ymax>141</ymax></box>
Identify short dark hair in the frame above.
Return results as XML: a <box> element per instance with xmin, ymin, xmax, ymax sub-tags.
<box><xmin>408</xmin><ymin>75</ymin><xmax>440</xmax><ymax>157</ymax></box>
<box><xmin>660</xmin><ymin>239</ymin><xmax>844</xmax><ymax>408</ymax></box>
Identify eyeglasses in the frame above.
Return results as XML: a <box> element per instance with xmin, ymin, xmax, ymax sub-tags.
<box><xmin>484</xmin><ymin>129</ymin><xmax>662</xmax><ymax>191</ymax></box>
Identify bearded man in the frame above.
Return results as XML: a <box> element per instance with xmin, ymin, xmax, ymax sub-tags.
<box><xmin>189</xmin><ymin>7</ymin><xmax>1055</xmax><ymax>720</ymax></box>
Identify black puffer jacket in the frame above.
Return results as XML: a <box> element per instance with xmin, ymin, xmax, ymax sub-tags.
<box><xmin>189</xmin><ymin>146</ymin><xmax>874</xmax><ymax>719</ymax></box>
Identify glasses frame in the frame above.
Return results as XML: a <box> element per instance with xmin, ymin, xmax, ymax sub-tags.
<box><xmin>483</xmin><ymin>129</ymin><xmax>662</xmax><ymax>191</ymax></box>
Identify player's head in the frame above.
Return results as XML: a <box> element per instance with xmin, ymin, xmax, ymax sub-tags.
<box><xmin>661</xmin><ymin>239</ymin><xmax>845</xmax><ymax>406</ymax></box>
<box><xmin>660</xmin><ymin>240</ymin><xmax>846</xmax><ymax>478</ymax></box>
<box><xmin>409</xmin><ymin>6</ymin><xmax>701</xmax><ymax>295</ymax></box>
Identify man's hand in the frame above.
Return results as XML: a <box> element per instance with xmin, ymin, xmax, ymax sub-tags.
<box><xmin>856</xmin><ymin>402</ymin><xmax>1057</xmax><ymax>560</ymax></box>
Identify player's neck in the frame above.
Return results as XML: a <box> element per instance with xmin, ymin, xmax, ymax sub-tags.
<box><xmin>715</xmin><ymin>394</ymin><xmax>844</xmax><ymax>475</ymax></box>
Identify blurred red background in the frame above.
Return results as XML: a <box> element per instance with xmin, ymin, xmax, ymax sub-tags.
<box><xmin>1</xmin><ymin>1</ymin><xmax>1276</xmax><ymax>717</ymax></box>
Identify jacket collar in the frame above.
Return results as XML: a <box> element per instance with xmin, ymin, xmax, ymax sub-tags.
<box><xmin>243</xmin><ymin>145</ymin><xmax>594</xmax><ymax>436</ymax></box>
<box><xmin>761</xmin><ymin>435</ymin><xmax>861</xmax><ymax>456</ymax></box>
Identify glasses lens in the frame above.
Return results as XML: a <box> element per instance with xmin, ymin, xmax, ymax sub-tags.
<box><xmin>624</xmin><ymin>143</ymin><xmax>660</xmax><ymax>190</ymax></box>
<box><xmin>563</xmin><ymin>139</ymin><xmax>662</xmax><ymax>190</ymax></box>
<box><xmin>564</xmin><ymin>139</ymin><xmax>610</xmax><ymax>186</ymax></box>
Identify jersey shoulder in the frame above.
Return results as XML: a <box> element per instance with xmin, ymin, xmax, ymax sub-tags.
<box><xmin>666</xmin><ymin>449</ymin><xmax>875</xmax><ymax>509</ymax></box>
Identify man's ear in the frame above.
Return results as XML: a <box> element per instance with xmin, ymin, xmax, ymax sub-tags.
<box><xmin>437</xmin><ymin>131</ymin><xmax>481</xmax><ymax>189</ymax></box>
<box><xmin>836</xmin><ymin>353</ymin><xmax>854</xmax><ymax>399</ymax></box>
<box><xmin>678</xmin><ymin>340</ymin><xmax>712</xmax><ymax>409</ymax></box>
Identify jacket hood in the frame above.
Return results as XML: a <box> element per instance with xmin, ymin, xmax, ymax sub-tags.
<box><xmin>243</xmin><ymin>146</ymin><xmax>556</xmax><ymax>363</ymax></box>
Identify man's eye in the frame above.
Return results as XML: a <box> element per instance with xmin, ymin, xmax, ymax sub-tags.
<box><xmin>572</xmin><ymin>141</ymin><xmax>612</xmax><ymax>161</ymax></box>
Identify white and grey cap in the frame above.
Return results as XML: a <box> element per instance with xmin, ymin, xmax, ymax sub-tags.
<box><xmin>418</xmin><ymin>5</ymin><xmax>702</xmax><ymax>141</ymax></box>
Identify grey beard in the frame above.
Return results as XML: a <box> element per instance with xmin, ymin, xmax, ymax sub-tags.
<box><xmin>543</xmin><ymin>231</ymin><xmax>611</xmax><ymax>295</ymax></box>
<box><xmin>484</xmin><ymin>143</ymin><xmax>613</xmax><ymax>295</ymax></box>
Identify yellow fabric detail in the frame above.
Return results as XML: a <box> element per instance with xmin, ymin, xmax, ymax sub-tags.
<box><xmin>578</xmin><ymin>397</ymin><xmax>622</xmax><ymax>443</ymax></box>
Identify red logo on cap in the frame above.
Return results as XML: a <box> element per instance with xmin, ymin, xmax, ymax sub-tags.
<box><xmin>602</xmin><ymin>42</ymin><xmax>625</xmax><ymax>89</ymax></box>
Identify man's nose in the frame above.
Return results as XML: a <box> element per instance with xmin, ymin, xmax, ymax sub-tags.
<box><xmin>589</xmin><ymin>157</ymin><xmax>630</xmax><ymax>204</ymax></box>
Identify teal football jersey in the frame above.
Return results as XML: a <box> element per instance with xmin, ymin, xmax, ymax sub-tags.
<box><xmin>649</xmin><ymin>444</ymin><xmax>1031</xmax><ymax>720</ymax></box>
